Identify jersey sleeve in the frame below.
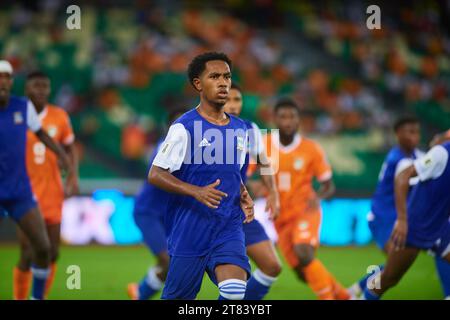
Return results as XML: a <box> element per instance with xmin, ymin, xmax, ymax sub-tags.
<box><xmin>26</xmin><ymin>100</ymin><xmax>41</xmax><ymax>132</ymax></box>
<box><xmin>152</xmin><ymin>123</ymin><xmax>188</xmax><ymax>173</ymax></box>
<box><xmin>60</xmin><ymin>110</ymin><xmax>75</xmax><ymax>145</ymax></box>
<box><xmin>395</xmin><ymin>158</ymin><xmax>414</xmax><ymax>177</ymax></box>
<box><xmin>312</xmin><ymin>142</ymin><xmax>332</xmax><ymax>182</ymax></box>
<box><xmin>413</xmin><ymin>145</ymin><xmax>449</xmax><ymax>181</ymax></box>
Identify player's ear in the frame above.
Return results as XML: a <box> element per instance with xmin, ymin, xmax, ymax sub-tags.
<box><xmin>192</xmin><ymin>77</ymin><xmax>202</xmax><ymax>92</ymax></box>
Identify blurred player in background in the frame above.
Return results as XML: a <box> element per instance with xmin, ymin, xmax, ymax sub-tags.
<box><xmin>0</xmin><ymin>60</ymin><xmax>71</xmax><ymax>300</ymax></box>
<box><xmin>264</xmin><ymin>98</ymin><xmax>349</xmax><ymax>300</ymax></box>
<box><xmin>148</xmin><ymin>52</ymin><xmax>254</xmax><ymax>300</ymax></box>
<box><xmin>12</xmin><ymin>71</ymin><xmax>79</xmax><ymax>300</ymax></box>
<box><xmin>223</xmin><ymin>83</ymin><xmax>282</xmax><ymax>300</ymax></box>
<box><xmin>363</xmin><ymin>142</ymin><xmax>450</xmax><ymax>300</ymax></box>
<box><xmin>127</xmin><ymin>108</ymin><xmax>185</xmax><ymax>300</ymax></box>
<box><xmin>430</xmin><ymin>129</ymin><xmax>450</xmax><ymax>147</ymax></box>
<box><xmin>348</xmin><ymin>116</ymin><xmax>423</xmax><ymax>298</ymax></box>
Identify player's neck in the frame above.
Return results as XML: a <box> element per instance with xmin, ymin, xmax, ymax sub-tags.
<box><xmin>399</xmin><ymin>145</ymin><xmax>414</xmax><ymax>156</ymax></box>
<box><xmin>279</xmin><ymin>134</ymin><xmax>295</xmax><ymax>147</ymax></box>
<box><xmin>0</xmin><ymin>95</ymin><xmax>9</xmax><ymax>108</ymax></box>
<box><xmin>197</xmin><ymin>102</ymin><xmax>229</xmax><ymax>125</ymax></box>
<box><xmin>34</xmin><ymin>104</ymin><xmax>45</xmax><ymax>114</ymax></box>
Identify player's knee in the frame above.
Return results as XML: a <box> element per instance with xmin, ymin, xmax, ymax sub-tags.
<box><xmin>33</xmin><ymin>238</ymin><xmax>51</xmax><ymax>262</ymax></box>
<box><xmin>218</xmin><ymin>279</ymin><xmax>247</xmax><ymax>300</ymax></box>
<box><xmin>19</xmin><ymin>247</ymin><xmax>33</xmax><ymax>269</ymax></box>
<box><xmin>294</xmin><ymin>244</ymin><xmax>314</xmax><ymax>267</ymax></box>
<box><xmin>260</xmin><ymin>259</ymin><xmax>282</xmax><ymax>278</ymax></box>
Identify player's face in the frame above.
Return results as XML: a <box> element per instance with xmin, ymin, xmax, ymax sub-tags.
<box><xmin>223</xmin><ymin>88</ymin><xmax>243</xmax><ymax>116</ymax></box>
<box><xmin>397</xmin><ymin>123</ymin><xmax>420</xmax><ymax>150</ymax></box>
<box><xmin>26</xmin><ymin>77</ymin><xmax>50</xmax><ymax>108</ymax></box>
<box><xmin>0</xmin><ymin>72</ymin><xmax>13</xmax><ymax>102</ymax></box>
<box><xmin>274</xmin><ymin>107</ymin><xmax>300</xmax><ymax>137</ymax></box>
<box><xmin>196</xmin><ymin>60</ymin><xmax>231</xmax><ymax>107</ymax></box>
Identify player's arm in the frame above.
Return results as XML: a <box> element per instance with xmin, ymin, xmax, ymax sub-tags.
<box><xmin>251</xmin><ymin>123</ymin><xmax>280</xmax><ymax>219</ymax></box>
<box><xmin>148</xmin><ymin>123</ymin><xmax>227</xmax><ymax>209</ymax></box>
<box><xmin>240</xmin><ymin>182</ymin><xmax>255</xmax><ymax>223</ymax></box>
<box><xmin>26</xmin><ymin>100</ymin><xmax>71</xmax><ymax>172</ymax></box>
<box><xmin>392</xmin><ymin>165</ymin><xmax>416</xmax><ymax>250</ymax></box>
<box><xmin>63</xmin><ymin>143</ymin><xmax>79</xmax><ymax>196</ymax></box>
<box><xmin>393</xmin><ymin>145</ymin><xmax>449</xmax><ymax>250</ymax></box>
<box><xmin>35</xmin><ymin>129</ymin><xmax>71</xmax><ymax>172</ymax></box>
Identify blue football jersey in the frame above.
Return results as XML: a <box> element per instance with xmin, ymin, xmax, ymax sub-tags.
<box><xmin>0</xmin><ymin>96</ymin><xmax>40</xmax><ymax>200</ymax></box>
<box><xmin>134</xmin><ymin>139</ymin><xmax>170</xmax><ymax>218</ymax></box>
<box><xmin>371</xmin><ymin>146</ymin><xmax>422</xmax><ymax>219</ymax></box>
<box><xmin>407</xmin><ymin>142</ymin><xmax>450</xmax><ymax>246</ymax></box>
<box><xmin>152</xmin><ymin>108</ymin><xmax>248</xmax><ymax>256</ymax></box>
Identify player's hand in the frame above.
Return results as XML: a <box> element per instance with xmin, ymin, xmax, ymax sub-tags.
<box><xmin>265</xmin><ymin>190</ymin><xmax>280</xmax><ymax>220</ymax></box>
<box><xmin>194</xmin><ymin>179</ymin><xmax>228</xmax><ymax>209</ymax></box>
<box><xmin>390</xmin><ymin>219</ymin><xmax>408</xmax><ymax>251</ymax></box>
<box><xmin>64</xmin><ymin>173</ymin><xmax>80</xmax><ymax>198</ymax></box>
<box><xmin>241</xmin><ymin>190</ymin><xmax>255</xmax><ymax>223</ymax></box>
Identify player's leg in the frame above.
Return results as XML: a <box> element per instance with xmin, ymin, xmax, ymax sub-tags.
<box><xmin>160</xmin><ymin>255</ymin><xmax>206</xmax><ymax>300</ymax></box>
<box><xmin>363</xmin><ymin>246</ymin><xmax>419</xmax><ymax>299</ymax></box>
<box><xmin>16</xmin><ymin>207</ymin><xmax>51</xmax><ymax>300</ymax></box>
<box><xmin>244</xmin><ymin>220</ymin><xmax>282</xmax><ymax>300</ymax></box>
<box><xmin>13</xmin><ymin>227</ymin><xmax>33</xmax><ymax>300</ymax></box>
<box><xmin>207</xmin><ymin>238</ymin><xmax>251</xmax><ymax>300</ymax></box>
<box><xmin>128</xmin><ymin>212</ymin><xmax>168</xmax><ymax>300</ymax></box>
<box><xmin>348</xmin><ymin>214</ymin><xmax>392</xmax><ymax>298</ymax></box>
<box><xmin>435</xmin><ymin>257</ymin><xmax>450</xmax><ymax>298</ymax></box>
<box><xmin>292</xmin><ymin>213</ymin><xmax>349</xmax><ymax>300</ymax></box>
<box><xmin>44</xmin><ymin>223</ymin><xmax>60</xmax><ymax>298</ymax></box>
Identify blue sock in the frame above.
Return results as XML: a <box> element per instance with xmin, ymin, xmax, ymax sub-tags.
<box><xmin>358</xmin><ymin>264</ymin><xmax>384</xmax><ymax>292</ymax></box>
<box><xmin>31</xmin><ymin>266</ymin><xmax>49</xmax><ymax>300</ymax></box>
<box><xmin>138</xmin><ymin>266</ymin><xmax>164</xmax><ymax>300</ymax></box>
<box><xmin>218</xmin><ymin>279</ymin><xmax>246</xmax><ymax>300</ymax></box>
<box><xmin>363</xmin><ymin>288</ymin><xmax>380</xmax><ymax>300</ymax></box>
<box><xmin>244</xmin><ymin>269</ymin><xmax>277</xmax><ymax>300</ymax></box>
<box><xmin>435</xmin><ymin>256</ymin><xmax>450</xmax><ymax>297</ymax></box>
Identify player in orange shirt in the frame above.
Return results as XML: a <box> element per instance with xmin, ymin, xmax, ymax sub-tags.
<box><xmin>265</xmin><ymin>98</ymin><xmax>349</xmax><ymax>300</ymax></box>
<box><xmin>13</xmin><ymin>71</ymin><xmax>79</xmax><ymax>300</ymax></box>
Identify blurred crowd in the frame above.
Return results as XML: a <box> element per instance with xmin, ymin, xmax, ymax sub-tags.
<box><xmin>0</xmin><ymin>0</ymin><xmax>448</xmax><ymax>172</ymax></box>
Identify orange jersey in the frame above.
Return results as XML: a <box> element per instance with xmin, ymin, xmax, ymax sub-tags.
<box><xmin>26</xmin><ymin>105</ymin><xmax>75</xmax><ymax>224</ymax></box>
<box><xmin>264</xmin><ymin>132</ymin><xmax>332</xmax><ymax>228</ymax></box>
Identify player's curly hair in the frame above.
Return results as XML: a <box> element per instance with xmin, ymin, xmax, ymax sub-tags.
<box><xmin>187</xmin><ymin>52</ymin><xmax>232</xmax><ymax>89</ymax></box>
<box><xmin>26</xmin><ymin>70</ymin><xmax>49</xmax><ymax>81</ymax></box>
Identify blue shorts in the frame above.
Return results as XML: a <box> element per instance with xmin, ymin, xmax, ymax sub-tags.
<box><xmin>368</xmin><ymin>212</ymin><xmax>395</xmax><ymax>250</ymax></box>
<box><xmin>0</xmin><ymin>191</ymin><xmax>37</xmax><ymax>222</ymax></box>
<box><xmin>161</xmin><ymin>239</ymin><xmax>251</xmax><ymax>300</ymax></box>
<box><xmin>407</xmin><ymin>222</ymin><xmax>450</xmax><ymax>258</ymax></box>
<box><xmin>243</xmin><ymin>219</ymin><xmax>270</xmax><ymax>246</ymax></box>
<box><xmin>133</xmin><ymin>207</ymin><xmax>167</xmax><ymax>256</ymax></box>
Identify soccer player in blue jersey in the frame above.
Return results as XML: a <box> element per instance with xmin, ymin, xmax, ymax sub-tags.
<box><xmin>223</xmin><ymin>83</ymin><xmax>282</xmax><ymax>300</ymax></box>
<box><xmin>127</xmin><ymin>108</ymin><xmax>186</xmax><ymax>300</ymax></box>
<box><xmin>348</xmin><ymin>116</ymin><xmax>423</xmax><ymax>298</ymax></box>
<box><xmin>362</xmin><ymin>141</ymin><xmax>450</xmax><ymax>299</ymax></box>
<box><xmin>0</xmin><ymin>60</ymin><xmax>71</xmax><ymax>300</ymax></box>
<box><xmin>148</xmin><ymin>52</ymin><xmax>254</xmax><ymax>300</ymax></box>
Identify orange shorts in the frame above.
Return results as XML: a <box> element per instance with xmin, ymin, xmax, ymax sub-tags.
<box><xmin>39</xmin><ymin>203</ymin><xmax>63</xmax><ymax>225</ymax></box>
<box><xmin>276</xmin><ymin>208</ymin><xmax>322</xmax><ymax>268</ymax></box>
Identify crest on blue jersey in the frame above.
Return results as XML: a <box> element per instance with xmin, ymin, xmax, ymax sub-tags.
<box><xmin>13</xmin><ymin>112</ymin><xmax>23</xmax><ymax>124</ymax></box>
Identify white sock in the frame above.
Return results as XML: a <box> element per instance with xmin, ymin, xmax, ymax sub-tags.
<box><xmin>219</xmin><ymin>279</ymin><xmax>246</xmax><ymax>300</ymax></box>
<box><xmin>145</xmin><ymin>266</ymin><xmax>164</xmax><ymax>290</ymax></box>
<box><xmin>253</xmin><ymin>268</ymin><xmax>277</xmax><ymax>287</ymax></box>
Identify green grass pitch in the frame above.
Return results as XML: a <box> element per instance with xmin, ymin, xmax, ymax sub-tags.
<box><xmin>0</xmin><ymin>244</ymin><xmax>443</xmax><ymax>300</ymax></box>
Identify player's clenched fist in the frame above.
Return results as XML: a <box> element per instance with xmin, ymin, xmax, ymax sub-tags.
<box><xmin>193</xmin><ymin>179</ymin><xmax>228</xmax><ymax>209</ymax></box>
<box><xmin>241</xmin><ymin>190</ymin><xmax>254</xmax><ymax>223</ymax></box>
